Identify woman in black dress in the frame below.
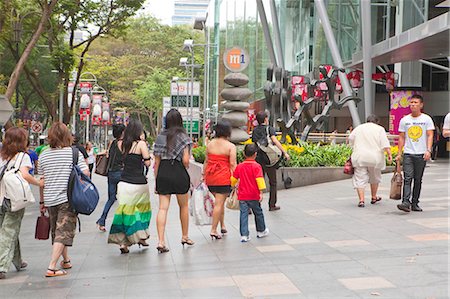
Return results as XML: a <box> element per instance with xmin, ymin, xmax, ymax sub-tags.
<box><xmin>154</xmin><ymin>109</ymin><xmax>193</xmax><ymax>253</ymax></box>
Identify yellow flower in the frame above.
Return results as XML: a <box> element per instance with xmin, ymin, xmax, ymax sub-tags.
<box><xmin>241</xmin><ymin>138</ymin><xmax>253</xmax><ymax>145</ymax></box>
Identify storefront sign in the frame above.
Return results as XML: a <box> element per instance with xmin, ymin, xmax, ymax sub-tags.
<box><xmin>223</xmin><ymin>47</ymin><xmax>249</xmax><ymax>72</ymax></box>
<box><xmin>389</xmin><ymin>90</ymin><xmax>422</xmax><ymax>135</ymax></box>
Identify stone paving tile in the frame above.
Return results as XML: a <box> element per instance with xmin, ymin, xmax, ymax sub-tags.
<box><xmin>325</xmin><ymin>239</ymin><xmax>371</xmax><ymax>248</ymax></box>
<box><xmin>304</xmin><ymin>208</ymin><xmax>341</xmax><ymax>216</ymax></box>
<box><xmin>305</xmin><ymin>253</ymin><xmax>351</xmax><ymax>263</ymax></box>
<box><xmin>407</xmin><ymin>233</ymin><xmax>450</xmax><ymax>241</ymax></box>
<box><xmin>338</xmin><ymin>276</ymin><xmax>396</xmax><ymax>290</ymax></box>
<box><xmin>231</xmin><ymin>272</ymin><xmax>301</xmax><ymax>297</ymax></box>
<box><xmin>283</xmin><ymin>236</ymin><xmax>320</xmax><ymax>245</ymax></box>
<box><xmin>179</xmin><ymin>276</ymin><xmax>235</xmax><ymax>289</ymax></box>
<box><xmin>407</xmin><ymin>217</ymin><xmax>449</xmax><ymax>228</ymax></box>
<box><xmin>255</xmin><ymin>244</ymin><xmax>295</xmax><ymax>253</ymax></box>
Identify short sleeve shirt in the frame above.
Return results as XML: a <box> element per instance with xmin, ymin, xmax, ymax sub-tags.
<box><xmin>27</xmin><ymin>150</ymin><xmax>38</xmax><ymax>174</ymax></box>
<box><xmin>399</xmin><ymin>113</ymin><xmax>435</xmax><ymax>154</ymax></box>
<box><xmin>252</xmin><ymin>125</ymin><xmax>276</xmax><ymax>146</ymax></box>
<box><xmin>232</xmin><ymin>160</ymin><xmax>266</xmax><ymax>201</ymax></box>
<box><xmin>443</xmin><ymin>113</ymin><xmax>450</xmax><ymax>130</ymax></box>
<box><xmin>38</xmin><ymin>147</ymin><xmax>88</xmax><ymax>207</ymax></box>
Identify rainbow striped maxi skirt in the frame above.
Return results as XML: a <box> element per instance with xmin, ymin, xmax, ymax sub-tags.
<box><xmin>108</xmin><ymin>181</ymin><xmax>151</xmax><ymax>246</ymax></box>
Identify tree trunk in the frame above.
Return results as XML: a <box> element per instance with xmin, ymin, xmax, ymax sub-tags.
<box><xmin>4</xmin><ymin>0</ymin><xmax>58</xmax><ymax>103</ymax></box>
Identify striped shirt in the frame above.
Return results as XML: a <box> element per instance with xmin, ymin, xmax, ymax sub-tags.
<box><xmin>38</xmin><ymin>147</ymin><xmax>88</xmax><ymax>207</ymax></box>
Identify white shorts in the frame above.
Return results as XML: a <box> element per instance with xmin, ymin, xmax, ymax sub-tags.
<box><xmin>352</xmin><ymin>167</ymin><xmax>382</xmax><ymax>189</ymax></box>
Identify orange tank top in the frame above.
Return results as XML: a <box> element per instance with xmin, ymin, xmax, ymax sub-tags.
<box><xmin>204</xmin><ymin>154</ymin><xmax>231</xmax><ymax>186</ymax></box>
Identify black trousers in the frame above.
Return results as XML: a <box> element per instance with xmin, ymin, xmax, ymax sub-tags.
<box><xmin>262</xmin><ymin>165</ymin><xmax>278</xmax><ymax>208</ymax></box>
<box><xmin>402</xmin><ymin>154</ymin><xmax>426</xmax><ymax>205</ymax></box>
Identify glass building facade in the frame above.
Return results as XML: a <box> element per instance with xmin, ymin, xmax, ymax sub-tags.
<box><xmin>204</xmin><ymin>0</ymin><xmax>449</xmax><ymax>131</ymax></box>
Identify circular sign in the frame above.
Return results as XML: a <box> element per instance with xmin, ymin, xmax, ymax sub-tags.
<box><xmin>223</xmin><ymin>47</ymin><xmax>249</xmax><ymax>72</ymax></box>
<box><xmin>31</xmin><ymin>121</ymin><xmax>43</xmax><ymax>133</ymax></box>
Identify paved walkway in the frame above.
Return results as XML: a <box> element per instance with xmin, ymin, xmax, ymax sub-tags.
<box><xmin>0</xmin><ymin>160</ymin><xmax>448</xmax><ymax>298</ymax></box>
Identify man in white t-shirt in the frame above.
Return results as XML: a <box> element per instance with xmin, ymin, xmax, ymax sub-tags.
<box><xmin>396</xmin><ymin>94</ymin><xmax>435</xmax><ymax>212</ymax></box>
<box><xmin>442</xmin><ymin>112</ymin><xmax>450</xmax><ymax>138</ymax></box>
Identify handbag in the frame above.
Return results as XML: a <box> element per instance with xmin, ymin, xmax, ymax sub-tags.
<box><xmin>0</xmin><ymin>152</ymin><xmax>36</xmax><ymax>212</ymax></box>
<box><xmin>390</xmin><ymin>162</ymin><xmax>403</xmax><ymax>200</ymax></box>
<box><xmin>225</xmin><ymin>187</ymin><xmax>240</xmax><ymax>210</ymax></box>
<box><xmin>35</xmin><ymin>211</ymin><xmax>50</xmax><ymax>240</ymax></box>
<box><xmin>95</xmin><ymin>140</ymin><xmax>116</xmax><ymax>176</ymax></box>
<box><xmin>343</xmin><ymin>157</ymin><xmax>354</xmax><ymax>175</ymax></box>
<box><xmin>257</xmin><ymin>126</ymin><xmax>282</xmax><ymax>168</ymax></box>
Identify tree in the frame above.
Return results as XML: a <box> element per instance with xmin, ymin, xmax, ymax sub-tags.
<box><xmin>4</xmin><ymin>0</ymin><xmax>58</xmax><ymax>109</ymax></box>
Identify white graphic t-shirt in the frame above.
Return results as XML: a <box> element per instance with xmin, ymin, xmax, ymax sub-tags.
<box><xmin>443</xmin><ymin>112</ymin><xmax>450</xmax><ymax>130</ymax></box>
<box><xmin>399</xmin><ymin>113</ymin><xmax>435</xmax><ymax>154</ymax></box>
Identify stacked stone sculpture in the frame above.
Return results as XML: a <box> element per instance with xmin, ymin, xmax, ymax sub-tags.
<box><xmin>220</xmin><ymin>73</ymin><xmax>252</xmax><ymax>143</ymax></box>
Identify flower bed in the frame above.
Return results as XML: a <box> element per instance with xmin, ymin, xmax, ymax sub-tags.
<box><xmin>192</xmin><ymin>143</ymin><xmax>399</xmax><ymax>167</ymax></box>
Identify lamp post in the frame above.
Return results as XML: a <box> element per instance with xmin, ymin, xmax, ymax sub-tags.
<box><xmin>179</xmin><ymin>56</ymin><xmax>194</xmax><ymax>138</ymax></box>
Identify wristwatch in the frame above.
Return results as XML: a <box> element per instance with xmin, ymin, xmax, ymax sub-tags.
<box><xmin>427</xmin><ymin>149</ymin><xmax>432</xmax><ymax>153</ymax></box>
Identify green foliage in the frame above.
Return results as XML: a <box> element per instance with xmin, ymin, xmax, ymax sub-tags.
<box><xmin>192</xmin><ymin>143</ymin><xmax>352</xmax><ymax>168</ymax></box>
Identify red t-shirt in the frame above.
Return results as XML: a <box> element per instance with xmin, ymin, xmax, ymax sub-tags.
<box><xmin>231</xmin><ymin>159</ymin><xmax>266</xmax><ymax>201</ymax></box>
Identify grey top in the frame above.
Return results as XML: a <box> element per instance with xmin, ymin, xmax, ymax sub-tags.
<box><xmin>154</xmin><ymin>130</ymin><xmax>192</xmax><ymax>161</ymax></box>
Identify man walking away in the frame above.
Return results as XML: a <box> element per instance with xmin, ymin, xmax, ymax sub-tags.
<box><xmin>396</xmin><ymin>95</ymin><xmax>435</xmax><ymax>213</ymax></box>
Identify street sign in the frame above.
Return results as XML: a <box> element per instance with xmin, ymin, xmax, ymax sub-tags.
<box><xmin>31</xmin><ymin>121</ymin><xmax>43</xmax><ymax>133</ymax></box>
<box><xmin>0</xmin><ymin>95</ymin><xmax>14</xmax><ymax>126</ymax></box>
<box><xmin>170</xmin><ymin>95</ymin><xmax>200</xmax><ymax>107</ymax></box>
<box><xmin>183</xmin><ymin>120</ymin><xmax>199</xmax><ymax>134</ymax></box>
<box><xmin>170</xmin><ymin>82</ymin><xmax>200</xmax><ymax>97</ymax></box>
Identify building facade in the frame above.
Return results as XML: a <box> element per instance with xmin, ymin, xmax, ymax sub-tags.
<box><xmin>203</xmin><ymin>0</ymin><xmax>449</xmax><ymax>138</ymax></box>
<box><xmin>173</xmin><ymin>0</ymin><xmax>211</xmax><ymax>26</ymax></box>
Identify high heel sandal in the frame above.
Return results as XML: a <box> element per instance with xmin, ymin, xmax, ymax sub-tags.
<box><xmin>181</xmin><ymin>238</ymin><xmax>195</xmax><ymax>247</ymax></box>
<box><xmin>156</xmin><ymin>245</ymin><xmax>170</xmax><ymax>253</ymax></box>
<box><xmin>210</xmin><ymin>233</ymin><xmax>222</xmax><ymax>240</ymax></box>
<box><xmin>120</xmin><ymin>246</ymin><xmax>129</xmax><ymax>254</ymax></box>
<box><xmin>138</xmin><ymin>240</ymin><xmax>149</xmax><ymax>248</ymax></box>
<box><xmin>220</xmin><ymin>229</ymin><xmax>228</xmax><ymax>234</ymax></box>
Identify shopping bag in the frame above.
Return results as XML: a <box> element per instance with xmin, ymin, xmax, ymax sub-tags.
<box><xmin>35</xmin><ymin>212</ymin><xmax>50</xmax><ymax>240</ymax></box>
<box><xmin>390</xmin><ymin>163</ymin><xmax>403</xmax><ymax>200</ymax></box>
<box><xmin>343</xmin><ymin>158</ymin><xmax>354</xmax><ymax>175</ymax></box>
<box><xmin>191</xmin><ymin>183</ymin><xmax>214</xmax><ymax>225</ymax></box>
<box><xmin>225</xmin><ymin>188</ymin><xmax>239</xmax><ymax>210</ymax></box>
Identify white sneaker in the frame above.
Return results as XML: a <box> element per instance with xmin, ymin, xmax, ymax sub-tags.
<box><xmin>257</xmin><ymin>228</ymin><xmax>270</xmax><ymax>238</ymax></box>
<box><xmin>240</xmin><ymin>236</ymin><xmax>251</xmax><ymax>242</ymax></box>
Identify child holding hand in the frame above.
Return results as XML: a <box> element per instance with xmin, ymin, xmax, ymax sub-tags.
<box><xmin>231</xmin><ymin>144</ymin><xmax>269</xmax><ymax>242</ymax></box>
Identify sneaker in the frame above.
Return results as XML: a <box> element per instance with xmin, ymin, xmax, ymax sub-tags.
<box><xmin>240</xmin><ymin>236</ymin><xmax>251</xmax><ymax>242</ymax></box>
<box><xmin>397</xmin><ymin>202</ymin><xmax>411</xmax><ymax>212</ymax></box>
<box><xmin>257</xmin><ymin>228</ymin><xmax>270</xmax><ymax>238</ymax></box>
<box><xmin>411</xmin><ymin>204</ymin><xmax>423</xmax><ymax>212</ymax></box>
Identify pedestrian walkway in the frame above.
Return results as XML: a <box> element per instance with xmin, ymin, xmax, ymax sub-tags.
<box><xmin>0</xmin><ymin>161</ymin><xmax>448</xmax><ymax>298</ymax></box>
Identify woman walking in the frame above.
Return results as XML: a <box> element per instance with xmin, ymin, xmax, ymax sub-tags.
<box><xmin>154</xmin><ymin>109</ymin><xmax>193</xmax><ymax>253</ymax></box>
<box><xmin>96</xmin><ymin>124</ymin><xmax>125</xmax><ymax>232</ymax></box>
<box><xmin>203</xmin><ymin>121</ymin><xmax>236</xmax><ymax>239</ymax></box>
<box><xmin>108</xmin><ymin>119</ymin><xmax>152</xmax><ymax>253</ymax></box>
<box><xmin>0</xmin><ymin>128</ymin><xmax>41</xmax><ymax>279</ymax></box>
<box><xmin>85</xmin><ymin>141</ymin><xmax>95</xmax><ymax>178</ymax></box>
<box><xmin>38</xmin><ymin>122</ymin><xmax>89</xmax><ymax>277</ymax></box>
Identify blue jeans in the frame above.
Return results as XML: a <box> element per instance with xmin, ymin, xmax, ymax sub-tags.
<box><xmin>240</xmin><ymin>200</ymin><xmax>266</xmax><ymax>237</ymax></box>
<box><xmin>97</xmin><ymin>171</ymin><xmax>122</xmax><ymax>226</ymax></box>
<box><xmin>402</xmin><ymin>154</ymin><xmax>426</xmax><ymax>205</ymax></box>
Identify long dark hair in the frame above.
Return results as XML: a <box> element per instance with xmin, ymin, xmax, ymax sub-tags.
<box><xmin>165</xmin><ymin>109</ymin><xmax>186</xmax><ymax>150</ymax></box>
<box><xmin>122</xmin><ymin>119</ymin><xmax>143</xmax><ymax>154</ymax></box>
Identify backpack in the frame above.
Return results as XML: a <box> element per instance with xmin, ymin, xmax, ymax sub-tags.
<box><xmin>67</xmin><ymin>147</ymin><xmax>99</xmax><ymax>215</ymax></box>
<box><xmin>0</xmin><ymin>152</ymin><xmax>36</xmax><ymax>212</ymax></box>
<box><xmin>256</xmin><ymin>126</ymin><xmax>283</xmax><ymax>168</ymax></box>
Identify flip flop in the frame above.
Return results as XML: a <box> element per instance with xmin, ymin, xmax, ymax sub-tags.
<box><xmin>358</xmin><ymin>201</ymin><xmax>365</xmax><ymax>208</ymax></box>
<box><xmin>45</xmin><ymin>268</ymin><xmax>67</xmax><ymax>277</ymax></box>
<box><xmin>371</xmin><ymin>196</ymin><xmax>382</xmax><ymax>204</ymax></box>
<box><xmin>60</xmin><ymin>260</ymin><xmax>72</xmax><ymax>269</ymax></box>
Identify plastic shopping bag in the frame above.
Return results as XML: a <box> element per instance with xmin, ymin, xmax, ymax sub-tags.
<box><xmin>191</xmin><ymin>183</ymin><xmax>215</xmax><ymax>225</ymax></box>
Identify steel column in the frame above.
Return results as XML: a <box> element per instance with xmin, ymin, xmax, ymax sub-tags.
<box><xmin>256</xmin><ymin>0</ymin><xmax>278</xmax><ymax>67</ymax></box>
<box><xmin>269</xmin><ymin>0</ymin><xmax>284</xmax><ymax>69</ymax></box>
<box><xmin>361</xmin><ymin>0</ymin><xmax>374</xmax><ymax>119</ymax></box>
<box><xmin>314</xmin><ymin>0</ymin><xmax>361</xmax><ymax>127</ymax></box>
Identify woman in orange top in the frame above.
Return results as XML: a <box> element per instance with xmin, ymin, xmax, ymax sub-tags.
<box><xmin>203</xmin><ymin>121</ymin><xmax>237</xmax><ymax>239</ymax></box>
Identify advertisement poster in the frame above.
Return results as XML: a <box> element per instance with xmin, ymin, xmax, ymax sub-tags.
<box><xmin>389</xmin><ymin>90</ymin><xmax>422</xmax><ymax>135</ymax></box>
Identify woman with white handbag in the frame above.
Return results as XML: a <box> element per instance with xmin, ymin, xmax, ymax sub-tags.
<box><xmin>0</xmin><ymin>127</ymin><xmax>42</xmax><ymax>280</ymax></box>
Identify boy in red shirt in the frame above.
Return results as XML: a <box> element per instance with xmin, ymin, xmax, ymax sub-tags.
<box><xmin>231</xmin><ymin>144</ymin><xmax>269</xmax><ymax>242</ymax></box>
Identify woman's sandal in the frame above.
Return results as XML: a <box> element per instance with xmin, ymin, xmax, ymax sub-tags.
<box><xmin>220</xmin><ymin>228</ymin><xmax>228</xmax><ymax>234</ymax></box>
<box><xmin>371</xmin><ymin>196</ymin><xmax>382</xmax><ymax>204</ymax></box>
<box><xmin>60</xmin><ymin>260</ymin><xmax>72</xmax><ymax>269</ymax></box>
<box><xmin>358</xmin><ymin>201</ymin><xmax>365</xmax><ymax>208</ymax></box>
<box><xmin>120</xmin><ymin>246</ymin><xmax>129</xmax><ymax>254</ymax></box>
<box><xmin>181</xmin><ymin>238</ymin><xmax>195</xmax><ymax>247</ymax></box>
<box><xmin>97</xmin><ymin>224</ymin><xmax>106</xmax><ymax>232</ymax></box>
<box><xmin>156</xmin><ymin>245</ymin><xmax>170</xmax><ymax>253</ymax></box>
<box><xmin>45</xmin><ymin>268</ymin><xmax>67</xmax><ymax>277</ymax></box>
<box><xmin>138</xmin><ymin>240</ymin><xmax>149</xmax><ymax>248</ymax></box>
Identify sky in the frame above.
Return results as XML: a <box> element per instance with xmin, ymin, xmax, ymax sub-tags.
<box><xmin>142</xmin><ymin>0</ymin><xmax>175</xmax><ymax>25</ymax></box>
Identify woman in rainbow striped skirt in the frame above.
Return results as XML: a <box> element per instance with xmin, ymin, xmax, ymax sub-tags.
<box><xmin>108</xmin><ymin>119</ymin><xmax>152</xmax><ymax>254</ymax></box>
